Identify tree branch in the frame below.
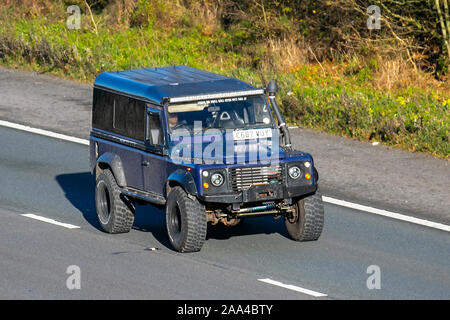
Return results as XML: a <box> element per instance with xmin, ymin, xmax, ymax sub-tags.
<box><xmin>435</xmin><ymin>0</ymin><xmax>450</xmax><ymax>60</ymax></box>
<box><xmin>84</xmin><ymin>0</ymin><xmax>98</xmax><ymax>36</ymax></box>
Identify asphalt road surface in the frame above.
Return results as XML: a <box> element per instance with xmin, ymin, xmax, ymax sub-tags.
<box><xmin>1</xmin><ymin>125</ymin><xmax>449</xmax><ymax>299</ymax></box>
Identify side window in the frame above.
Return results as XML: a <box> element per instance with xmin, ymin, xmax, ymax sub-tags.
<box><xmin>146</xmin><ymin>106</ymin><xmax>164</xmax><ymax>146</ymax></box>
<box><xmin>112</xmin><ymin>95</ymin><xmax>145</xmax><ymax>141</ymax></box>
<box><xmin>113</xmin><ymin>94</ymin><xmax>128</xmax><ymax>134</ymax></box>
<box><xmin>92</xmin><ymin>88</ymin><xmax>114</xmax><ymax>131</ymax></box>
<box><xmin>127</xmin><ymin>98</ymin><xmax>145</xmax><ymax>141</ymax></box>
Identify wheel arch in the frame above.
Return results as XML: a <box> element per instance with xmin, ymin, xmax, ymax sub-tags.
<box><xmin>96</xmin><ymin>152</ymin><xmax>127</xmax><ymax>188</ymax></box>
<box><xmin>166</xmin><ymin>169</ymin><xmax>198</xmax><ymax>198</ymax></box>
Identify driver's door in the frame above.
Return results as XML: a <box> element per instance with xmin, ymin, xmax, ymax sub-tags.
<box><xmin>142</xmin><ymin>105</ymin><xmax>167</xmax><ymax>196</ymax></box>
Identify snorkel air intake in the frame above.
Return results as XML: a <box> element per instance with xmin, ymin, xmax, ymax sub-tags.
<box><xmin>267</xmin><ymin>81</ymin><xmax>292</xmax><ymax>149</ymax></box>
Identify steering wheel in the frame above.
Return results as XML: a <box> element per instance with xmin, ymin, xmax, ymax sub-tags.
<box><xmin>171</xmin><ymin>123</ymin><xmax>184</xmax><ymax>130</ymax></box>
<box><xmin>170</xmin><ymin>119</ymin><xmax>189</xmax><ymax>131</ymax></box>
<box><xmin>213</xmin><ymin>111</ymin><xmax>243</xmax><ymax>128</ymax></box>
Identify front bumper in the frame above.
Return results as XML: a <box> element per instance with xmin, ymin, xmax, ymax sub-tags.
<box><xmin>198</xmin><ymin>183</ymin><xmax>317</xmax><ymax>204</ymax></box>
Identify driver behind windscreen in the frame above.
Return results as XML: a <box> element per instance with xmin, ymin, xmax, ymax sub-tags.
<box><xmin>168</xmin><ymin>113</ymin><xmax>178</xmax><ymax>129</ymax></box>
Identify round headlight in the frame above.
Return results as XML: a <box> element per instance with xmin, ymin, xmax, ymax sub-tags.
<box><xmin>211</xmin><ymin>173</ymin><xmax>224</xmax><ymax>187</ymax></box>
<box><xmin>288</xmin><ymin>166</ymin><xmax>302</xmax><ymax>179</ymax></box>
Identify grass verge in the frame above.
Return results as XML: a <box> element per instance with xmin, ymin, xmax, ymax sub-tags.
<box><xmin>0</xmin><ymin>3</ymin><xmax>448</xmax><ymax>158</ymax></box>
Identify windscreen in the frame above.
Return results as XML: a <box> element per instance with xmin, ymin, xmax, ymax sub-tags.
<box><xmin>167</xmin><ymin>95</ymin><xmax>273</xmax><ymax>132</ymax></box>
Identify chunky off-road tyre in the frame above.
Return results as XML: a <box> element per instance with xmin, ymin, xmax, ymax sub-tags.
<box><xmin>95</xmin><ymin>168</ymin><xmax>135</xmax><ymax>234</ymax></box>
<box><xmin>166</xmin><ymin>186</ymin><xmax>207</xmax><ymax>252</ymax></box>
<box><xmin>285</xmin><ymin>192</ymin><xmax>324</xmax><ymax>241</ymax></box>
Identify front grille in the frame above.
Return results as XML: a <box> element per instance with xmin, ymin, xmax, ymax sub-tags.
<box><xmin>230</xmin><ymin>165</ymin><xmax>284</xmax><ymax>191</ymax></box>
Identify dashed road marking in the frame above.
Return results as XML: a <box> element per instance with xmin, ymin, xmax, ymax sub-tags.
<box><xmin>258</xmin><ymin>278</ymin><xmax>328</xmax><ymax>298</ymax></box>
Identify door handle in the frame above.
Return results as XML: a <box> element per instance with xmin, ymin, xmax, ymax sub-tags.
<box><xmin>142</xmin><ymin>161</ymin><xmax>150</xmax><ymax>167</ymax></box>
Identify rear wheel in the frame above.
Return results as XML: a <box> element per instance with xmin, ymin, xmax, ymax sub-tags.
<box><xmin>95</xmin><ymin>168</ymin><xmax>135</xmax><ymax>233</ymax></box>
<box><xmin>285</xmin><ymin>192</ymin><xmax>324</xmax><ymax>241</ymax></box>
<box><xmin>166</xmin><ymin>186</ymin><xmax>207</xmax><ymax>252</ymax></box>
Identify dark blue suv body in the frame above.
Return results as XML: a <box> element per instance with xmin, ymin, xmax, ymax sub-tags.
<box><xmin>90</xmin><ymin>66</ymin><xmax>324</xmax><ymax>252</ymax></box>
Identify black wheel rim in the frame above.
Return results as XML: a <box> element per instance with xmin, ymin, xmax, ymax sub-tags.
<box><xmin>97</xmin><ymin>181</ymin><xmax>111</xmax><ymax>223</ymax></box>
<box><xmin>168</xmin><ymin>201</ymin><xmax>182</xmax><ymax>240</ymax></box>
<box><xmin>287</xmin><ymin>201</ymin><xmax>301</xmax><ymax>224</ymax></box>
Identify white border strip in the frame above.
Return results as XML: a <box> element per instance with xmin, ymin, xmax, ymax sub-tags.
<box><xmin>0</xmin><ymin>120</ymin><xmax>89</xmax><ymax>145</ymax></box>
<box><xmin>258</xmin><ymin>278</ymin><xmax>327</xmax><ymax>298</ymax></box>
<box><xmin>323</xmin><ymin>196</ymin><xmax>450</xmax><ymax>232</ymax></box>
<box><xmin>21</xmin><ymin>214</ymin><xmax>80</xmax><ymax>229</ymax></box>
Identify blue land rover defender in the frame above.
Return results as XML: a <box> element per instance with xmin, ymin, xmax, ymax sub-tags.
<box><xmin>90</xmin><ymin>66</ymin><xmax>324</xmax><ymax>252</ymax></box>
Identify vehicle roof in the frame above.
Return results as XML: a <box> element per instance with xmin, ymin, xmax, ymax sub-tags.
<box><xmin>94</xmin><ymin>65</ymin><xmax>259</xmax><ymax>104</ymax></box>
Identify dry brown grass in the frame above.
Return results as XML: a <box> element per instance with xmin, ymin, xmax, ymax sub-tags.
<box><xmin>261</xmin><ymin>38</ymin><xmax>309</xmax><ymax>73</ymax></box>
<box><xmin>265</xmin><ymin>36</ymin><xmax>449</xmax><ymax>96</ymax></box>
<box><xmin>1</xmin><ymin>0</ymin><xmax>63</xmax><ymax>18</ymax></box>
<box><xmin>372</xmin><ymin>55</ymin><xmax>449</xmax><ymax>94</ymax></box>
<box><xmin>103</xmin><ymin>0</ymin><xmax>137</xmax><ymax>28</ymax></box>
<box><xmin>183</xmin><ymin>0</ymin><xmax>222</xmax><ymax>34</ymax></box>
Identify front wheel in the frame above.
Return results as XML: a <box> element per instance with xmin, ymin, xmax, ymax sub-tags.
<box><xmin>285</xmin><ymin>192</ymin><xmax>324</xmax><ymax>241</ymax></box>
<box><xmin>166</xmin><ymin>186</ymin><xmax>207</xmax><ymax>252</ymax></box>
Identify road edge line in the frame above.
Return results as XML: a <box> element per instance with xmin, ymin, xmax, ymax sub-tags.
<box><xmin>322</xmin><ymin>196</ymin><xmax>450</xmax><ymax>232</ymax></box>
<box><xmin>0</xmin><ymin>119</ymin><xmax>89</xmax><ymax>145</ymax></box>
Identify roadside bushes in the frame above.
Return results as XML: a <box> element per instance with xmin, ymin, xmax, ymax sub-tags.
<box><xmin>0</xmin><ymin>33</ymin><xmax>76</xmax><ymax>71</ymax></box>
<box><xmin>279</xmin><ymin>74</ymin><xmax>449</xmax><ymax>157</ymax></box>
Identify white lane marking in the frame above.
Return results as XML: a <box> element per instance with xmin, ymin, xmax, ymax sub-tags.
<box><xmin>21</xmin><ymin>214</ymin><xmax>80</xmax><ymax>229</ymax></box>
<box><xmin>0</xmin><ymin>120</ymin><xmax>89</xmax><ymax>145</ymax></box>
<box><xmin>323</xmin><ymin>196</ymin><xmax>450</xmax><ymax>232</ymax></box>
<box><xmin>258</xmin><ymin>278</ymin><xmax>327</xmax><ymax>298</ymax></box>
<box><xmin>2</xmin><ymin>120</ymin><xmax>449</xmax><ymax>233</ymax></box>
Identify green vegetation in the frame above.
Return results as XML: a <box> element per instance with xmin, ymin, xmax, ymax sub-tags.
<box><xmin>0</xmin><ymin>0</ymin><xmax>448</xmax><ymax>158</ymax></box>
